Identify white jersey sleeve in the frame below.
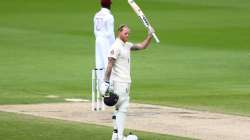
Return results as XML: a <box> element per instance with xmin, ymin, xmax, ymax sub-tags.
<box><xmin>108</xmin><ymin>45</ymin><xmax>120</xmax><ymax>60</ymax></box>
<box><xmin>126</xmin><ymin>42</ymin><xmax>133</xmax><ymax>49</ymax></box>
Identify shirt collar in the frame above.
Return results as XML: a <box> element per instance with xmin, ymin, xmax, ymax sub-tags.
<box><xmin>117</xmin><ymin>38</ymin><xmax>126</xmax><ymax>46</ymax></box>
<box><xmin>101</xmin><ymin>8</ymin><xmax>111</xmax><ymax>13</ymax></box>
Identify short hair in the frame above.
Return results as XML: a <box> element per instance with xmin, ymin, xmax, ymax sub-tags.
<box><xmin>117</xmin><ymin>24</ymin><xmax>128</xmax><ymax>32</ymax></box>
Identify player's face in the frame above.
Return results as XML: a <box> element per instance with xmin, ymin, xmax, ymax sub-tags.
<box><xmin>120</xmin><ymin>27</ymin><xmax>130</xmax><ymax>43</ymax></box>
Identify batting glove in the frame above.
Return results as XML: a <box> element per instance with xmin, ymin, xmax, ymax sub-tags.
<box><xmin>100</xmin><ymin>81</ymin><xmax>110</xmax><ymax>96</ymax></box>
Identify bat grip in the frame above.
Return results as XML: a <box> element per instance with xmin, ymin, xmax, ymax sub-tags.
<box><xmin>152</xmin><ymin>33</ymin><xmax>160</xmax><ymax>43</ymax></box>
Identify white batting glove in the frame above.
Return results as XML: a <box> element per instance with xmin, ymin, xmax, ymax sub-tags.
<box><xmin>100</xmin><ymin>81</ymin><xmax>110</xmax><ymax>96</ymax></box>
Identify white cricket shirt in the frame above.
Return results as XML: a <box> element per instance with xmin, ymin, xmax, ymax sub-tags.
<box><xmin>108</xmin><ymin>38</ymin><xmax>133</xmax><ymax>83</ymax></box>
<box><xmin>94</xmin><ymin>8</ymin><xmax>115</xmax><ymax>45</ymax></box>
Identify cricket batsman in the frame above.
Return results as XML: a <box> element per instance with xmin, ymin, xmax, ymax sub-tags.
<box><xmin>100</xmin><ymin>24</ymin><xmax>154</xmax><ymax>140</ymax></box>
<box><xmin>94</xmin><ymin>0</ymin><xmax>115</xmax><ymax>85</ymax></box>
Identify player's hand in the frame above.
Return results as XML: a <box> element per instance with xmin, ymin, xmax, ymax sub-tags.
<box><xmin>100</xmin><ymin>81</ymin><xmax>110</xmax><ymax>96</ymax></box>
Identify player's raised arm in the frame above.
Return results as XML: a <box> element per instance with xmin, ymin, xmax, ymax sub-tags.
<box><xmin>131</xmin><ymin>26</ymin><xmax>154</xmax><ymax>51</ymax></box>
<box><xmin>128</xmin><ymin>0</ymin><xmax>160</xmax><ymax>43</ymax></box>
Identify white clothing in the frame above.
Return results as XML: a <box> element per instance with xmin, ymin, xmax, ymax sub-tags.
<box><xmin>111</xmin><ymin>131</ymin><xmax>118</xmax><ymax>140</ymax></box>
<box><xmin>94</xmin><ymin>8</ymin><xmax>115</xmax><ymax>112</ymax></box>
<box><xmin>112</xmin><ymin>81</ymin><xmax>130</xmax><ymax>140</ymax></box>
<box><xmin>108</xmin><ymin>38</ymin><xmax>133</xmax><ymax>83</ymax></box>
<box><xmin>116</xmin><ymin>111</ymin><xmax>126</xmax><ymax>140</ymax></box>
<box><xmin>94</xmin><ymin>8</ymin><xmax>115</xmax><ymax>70</ymax></box>
<box><xmin>113</xmin><ymin>82</ymin><xmax>130</xmax><ymax>112</ymax></box>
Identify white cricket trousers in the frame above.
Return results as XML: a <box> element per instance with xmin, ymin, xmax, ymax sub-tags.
<box><xmin>112</xmin><ymin>81</ymin><xmax>131</xmax><ymax>140</ymax></box>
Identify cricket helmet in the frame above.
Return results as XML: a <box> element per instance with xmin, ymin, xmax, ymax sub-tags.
<box><xmin>103</xmin><ymin>90</ymin><xmax>119</xmax><ymax>106</ymax></box>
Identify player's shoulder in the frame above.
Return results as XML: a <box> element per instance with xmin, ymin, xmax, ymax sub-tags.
<box><xmin>94</xmin><ymin>10</ymin><xmax>101</xmax><ymax>17</ymax></box>
<box><xmin>106</xmin><ymin>13</ymin><xmax>114</xmax><ymax>20</ymax></box>
<box><xmin>110</xmin><ymin>39</ymin><xmax>121</xmax><ymax>49</ymax></box>
<box><xmin>100</xmin><ymin>9</ymin><xmax>113</xmax><ymax>17</ymax></box>
<box><xmin>126</xmin><ymin>42</ymin><xmax>133</xmax><ymax>46</ymax></box>
<box><xmin>125</xmin><ymin>42</ymin><xmax>134</xmax><ymax>48</ymax></box>
<box><xmin>112</xmin><ymin>39</ymin><xmax>121</xmax><ymax>47</ymax></box>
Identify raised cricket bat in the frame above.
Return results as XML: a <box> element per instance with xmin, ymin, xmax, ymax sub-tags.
<box><xmin>128</xmin><ymin>0</ymin><xmax>160</xmax><ymax>43</ymax></box>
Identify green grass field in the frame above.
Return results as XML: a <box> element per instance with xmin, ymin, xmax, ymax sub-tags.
<box><xmin>1</xmin><ymin>0</ymin><xmax>250</xmax><ymax>115</ymax></box>
<box><xmin>0</xmin><ymin>111</ymin><xmax>193</xmax><ymax>140</ymax></box>
<box><xmin>0</xmin><ymin>0</ymin><xmax>250</xmax><ymax>139</ymax></box>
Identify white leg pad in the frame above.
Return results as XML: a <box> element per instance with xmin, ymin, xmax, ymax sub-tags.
<box><xmin>116</xmin><ymin>111</ymin><xmax>126</xmax><ymax>140</ymax></box>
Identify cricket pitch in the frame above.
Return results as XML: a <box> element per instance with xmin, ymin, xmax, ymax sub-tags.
<box><xmin>0</xmin><ymin>102</ymin><xmax>250</xmax><ymax>140</ymax></box>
